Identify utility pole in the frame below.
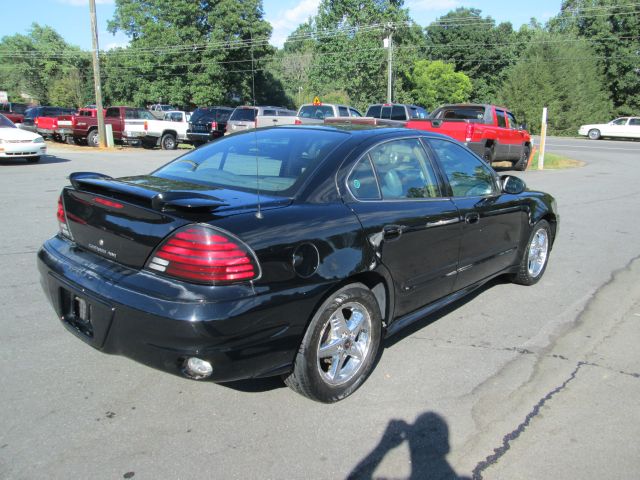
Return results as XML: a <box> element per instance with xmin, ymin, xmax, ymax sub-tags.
<box><xmin>89</xmin><ymin>0</ymin><xmax>107</xmax><ymax>148</ymax></box>
<box><xmin>385</xmin><ymin>27</ymin><xmax>393</xmax><ymax>103</ymax></box>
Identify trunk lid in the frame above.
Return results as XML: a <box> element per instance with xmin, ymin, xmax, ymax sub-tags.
<box><xmin>61</xmin><ymin>172</ymin><xmax>290</xmax><ymax>268</ymax></box>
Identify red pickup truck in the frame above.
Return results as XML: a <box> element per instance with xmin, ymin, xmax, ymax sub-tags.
<box><xmin>72</xmin><ymin>106</ymin><xmax>155</xmax><ymax>147</ymax></box>
<box><xmin>0</xmin><ymin>103</ymin><xmax>29</xmax><ymax>125</ymax></box>
<box><xmin>406</xmin><ymin>104</ymin><xmax>532</xmax><ymax>171</ymax></box>
<box><xmin>36</xmin><ymin>114</ymin><xmax>76</xmax><ymax>143</ymax></box>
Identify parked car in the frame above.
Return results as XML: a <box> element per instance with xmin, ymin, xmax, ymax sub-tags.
<box><xmin>72</xmin><ymin>106</ymin><xmax>154</xmax><ymax>147</ymax></box>
<box><xmin>38</xmin><ymin>125</ymin><xmax>558</xmax><ymax>402</ymax></box>
<box><xmin>36</xmin><ymin>113</ymin><xmax>76</xmax><ymax>144</ymax></box>
<box><xmin>365</xmin><ymin>103</ymin><xmax>429</xmax><ymax>121</ymax></box>
<box><xmin>296</xmin><ymin>103</ymin><xmax>362</xmax><ymax>125</ymax></box>
<box><xmin>0</xmin><ymin>113</ymin><xmax>46</xmax><ymax>162</ymax></box>
<box><xmin>148</xmin><ymin>104</ymin><xmax>176</xmax><ymax>119</ymax></box>
<box><xmin>186</xmin><ymin>107</ymin><xmax>233</xmax><ymax>146</ymax></box>
<box><xmin>0</xmin><ymin>102</ymin><xmax>29</xmax><ymax>125</ymax></box>
<box><xmin>406</xmin><ymin>104</ymin><xmax>532</xmax><ymax>170</ymax></box>
<box><xmin>226</xmin><ymin>106</ymin><xmax>297</xmax><ymax>134</ymax></box>
<box><xmin>578</xmin><ymin>117</ymin><xmax>640</xmax><ymax>140</ymax></box>
<box><xmin>141</xmin><ymin>110</ymin><xmax>192</xmax><ymax>150</ymax></box>
<box><xmin>21</xmin><ymin>106</ymin><xmax>76</xmax><ymax>134</ymax></box>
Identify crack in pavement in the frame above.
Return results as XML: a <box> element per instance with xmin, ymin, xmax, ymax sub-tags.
<box><xmin>470</xmin><ymin>361</ymin><xmax>590</xmax><ymax>480</ymax></box>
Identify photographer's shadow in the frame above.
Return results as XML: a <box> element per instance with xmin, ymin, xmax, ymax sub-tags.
<box><xmin>347</xmin><ymin>412</ymin><xmax>469</xmax><ymax>480</ymax></box>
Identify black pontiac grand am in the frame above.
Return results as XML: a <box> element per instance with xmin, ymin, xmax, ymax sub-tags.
<box><xmin>38</xmin><ymin>125</ymin><xmax>558</xmax><ymax>402</ymax></box>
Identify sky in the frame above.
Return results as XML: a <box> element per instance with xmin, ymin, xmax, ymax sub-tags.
<box><xmin>0</xmin><ymin>0</ymin><xmax>561</xmax><ymax>50</ymax></box>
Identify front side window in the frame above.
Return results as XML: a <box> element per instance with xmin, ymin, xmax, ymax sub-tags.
<box><xmin>506</xmin><ymin>111</ymin><xmax>518</xmax><ymax>129</ymax></box>
<box><xmin>230</xmin><ymin>108</ymin><xmax>257</xmax><ymax>122</ymax></box>
<box><xmin>428</xmin><ymin>138</ymin><xmax>497</xmax><ymax>197</ymax></box>
<box><xmin>611</xmin><ymin>118</ymin><xmax>628</xmax><ymax>125</ymax></box>
<box><xmin>338</xmin><ymin>106</ymin><xmax>349</xmax><ymax>117</ymax></box>
<box><xmin>349</xmin><ymin>108</ymin><xmax>362</xmax><ymax>117</ymax></box>
<box><xmin>496</xmin><ymin>109</ymin><xmax>507</xmax><ymax>128</ymax></box>
<box><xmin>368</xmin><ymin>138</ymin><xmax>441</xmax><ymax>199</ymax></box>
<box><xmin>629</xmin><ymin>118</ymin><xmax>640</xmax><ymax>126</ymax></box>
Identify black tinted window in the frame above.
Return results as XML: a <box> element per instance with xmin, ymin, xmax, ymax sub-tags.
<box><xmin>434</xmin><ymin>106</ymin><xmax>485</xmax><ymax>121</ymax></box>
<box><xmin>367</xmin><ymin>105</ymin><xmax>381</xmax><ymax>117</ymax></box>
<box><xmin>338</xmin><ymin>106</ymin><xmax>349</xmax><ymax>117</ymax></box>
<box><xmin>391</xmin><ymin>106</ymin><xmax>406</xmax><ymax>120</ymax></box>
<box><xmin>428</xmin><ymin>139</ymin><xmax>496</xmax><ymax>197</ymax></box>
<box><xmin>230</xmin><ymin>108</ymin><xmax>257</xmax><ymax>121</ymax></box>
<box><xmin>190</xmin><ymin>108</ymin><xmax>215</xmax><ymax>123</ymax></box>
<box><xmin>380</xmin><ymin>106</ymin><xmax>391</xmax><ymax>119</ymax></box>
<box><xmin>263</xmin><ymin>109</ymin><xmax>277</xmax><ymax>116</ymax></box>
<box><xmin>106</xmin><ymin>108</ymin><xmax>120</xmax><ymax>118</ymax></box>
<box><xmin>496</xmin><ymin>110</ymin><xmax>507</xmax><ymax>128</ymax></box>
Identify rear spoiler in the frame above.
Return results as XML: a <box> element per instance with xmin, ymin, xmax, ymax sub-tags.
<box><xmin>68</xmin><ymin>172</ymin><xmax>228</xmax><ymax>212</ymax></box>
<box><xmin>323</xmin><ymin>117</ymin><xmax>407</xmax><ymax>127</ymax></box>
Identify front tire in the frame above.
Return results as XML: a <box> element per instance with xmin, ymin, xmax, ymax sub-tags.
<box><xmin>513</xmin><ymin>145</ymin><xmax>530</xmax><ymax>171</ymax></box>
<box><xmin>284</xmin><ymin>283</ymin><xmax>382</xmax><ymax>403</ymax></box>
<box><xmin>588</xmin><ymin>129</ymin><xmax>601</xmax><ymax>140</ymax></box>
<box><xmin>511</xmin><ymin>220</ymin><xmax>551</xmax><ymax>286</ymax></box>
<box><xmin>482</xmin><ymin>145</ymin><xmax>494</xmax><ymax>164</ymax></box>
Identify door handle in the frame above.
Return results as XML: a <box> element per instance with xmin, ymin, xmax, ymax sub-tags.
<box><xmin>465</xmin><ymin>213</ymin><xmax>480</xmax><ymax>225</ymax></box>
<box><xmin>383</xmin><ymin>224</ymin><xmax>404</xmax><ymax>241</ymax></box>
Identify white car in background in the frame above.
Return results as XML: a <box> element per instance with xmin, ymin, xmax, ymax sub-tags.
<box><xmin>0</xmin><ymin>113</ymin><xmax>47</xmax><ymax>162</ymax></box>
<box><xmin>579</xmin><ymin>117</ymin><xmax>640</xmax><ymax>140</ymax></box>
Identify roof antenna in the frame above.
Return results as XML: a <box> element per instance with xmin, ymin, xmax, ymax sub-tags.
<box><xmin>250</xmin><ymin>30</ymin><xmax>263</xmax><ymax>220</ymax></box>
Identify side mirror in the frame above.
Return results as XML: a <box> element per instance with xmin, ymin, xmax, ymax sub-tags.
<box><xmin>519</xmin><ymin>123</ymin><xmax>527</xmax><ymax>130</ymax></box>
<box><xmin>501</xmin><ymin>175</ymin><xmax>526</xmax><ymax>194</ymax></box>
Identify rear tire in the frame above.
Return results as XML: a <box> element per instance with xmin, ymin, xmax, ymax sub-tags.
<box><xmin>87</xmin><ymin>129</ymin><xmax>99</xmax><ymax>147</ymax></box>
<box><xmin>482</xmin><ymin>145</ymin><xmax>494</xmax><ymax>164</ymax></box>
<box><xmin>513</xmin><ymin>145</ymin><xmax>530</xmax><ymax>171</ymax></box>
<box><xmin>284</xmin><ymin>283</ymin><xmax>382</xmax><ymax>403</ymax></box>
<box><xmin>511</xmin><ymin>220</ymin><xmax>551</xmax><ymax>286</ymax></box>
<box><xmin>588</xmin><ymin>129</ymin><xmax>601</xmax><ymax>140</ymax></box>
<box><xmin>161</xmin><ymin>133</ymin><xmax>177</xmax><ymax>150</ymax></box>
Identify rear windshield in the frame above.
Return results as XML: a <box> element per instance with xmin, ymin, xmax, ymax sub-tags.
<box><xmin>366</xmin><ymin>105</ymin><xmax>381</xmax><ymax>117</ymax></box>
<box><xmin>126</xmin><ymin>109</ymin><xmax>155</xmax><ymax>120</ymax></box>
<box><xmin>153</xmin><ymin>128</ymin><xmax>348</xmax><ymax>195</ymax></box>
<box><xmin>298</xmin><ymin>105</ymin><xmax>334</xmax><ymax>120</ymax></box>
<box><xmin>432</xmin><ymin>106</ymin><xmax>485</xmax><ymax>121</ymax></box>
<box><xmin>230</xmin><ymin>108</ymin><xmax>257</xmax><ymax>122</ymax></box>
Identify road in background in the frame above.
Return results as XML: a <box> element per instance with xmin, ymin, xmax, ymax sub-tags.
<box><xmin>1</xmin><ymin>138</ymin><xmax>639</xmax><ymax>479</ymax></box>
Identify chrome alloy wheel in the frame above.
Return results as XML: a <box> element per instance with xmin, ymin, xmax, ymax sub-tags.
<box><xmin>316</xmin><ymin>301</ymin><xmax>372</xmax><ymax>386</ymax></box>
<box><xmin>527</xmin><ymin>227</ymin><xmax>549</xmax><ymax>278</ymax></box>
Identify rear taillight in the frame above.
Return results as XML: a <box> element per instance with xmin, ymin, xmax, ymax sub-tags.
<box><xmin>146</xmin><ymin>225</ymin><xmax>260</xmax><ymax>285</ymax></box>
<box><xmin>144</xmin><ymin>121</ymin><xmax>148</xmax><ymax>131</ymax></box>
<box><xmin>57</xmin><ymin>195</ymin><xmax>72</xmax><ymax>238</ymax></box>
<box><xmin>294</xmin><ymin>119</ymin><xmax>302</xmax><ymax>125</ymax></box>
<box><xmin>35</xmin><ymin>117</ymin><xmax>39</xmax><ymax>126</ymax></box>
<box><xmin>465</xmin><ymin>123</ymin><xmax>475</xmax><ymax>143</ymax></box>
<box><xmin>210</xmin><ymin>121</ymin><xmax>218</xmax><ymax>131</ymax></box>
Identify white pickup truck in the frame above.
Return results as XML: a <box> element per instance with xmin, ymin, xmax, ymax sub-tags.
<box><xmin>142</xmin><ymin>111</ymin><xmax>191</xmax><ymax>149</ymax></box>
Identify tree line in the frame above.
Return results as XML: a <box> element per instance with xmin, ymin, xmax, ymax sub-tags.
<box><xmin>0</xmin><ymin>0</ymin><xmax>638</xmax><ymax>135</ymax></box>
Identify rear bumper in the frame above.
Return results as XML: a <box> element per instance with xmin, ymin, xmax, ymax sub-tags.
<box><xmin>186</xmin><ymin>131</ymin><xmax>223</xmax><ymax>143</ymax></box>
<box><xmin>38</xmin><ymin>236</ymin><xmax>327</xmax><ymax>382</ymax></box>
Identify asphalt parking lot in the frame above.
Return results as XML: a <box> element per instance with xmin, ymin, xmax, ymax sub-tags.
<box><xmin>1</xmin><ymin>137</ymin><xmax>639</xmax><ymax>479</ymax></box>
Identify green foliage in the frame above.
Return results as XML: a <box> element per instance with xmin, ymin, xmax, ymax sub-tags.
<box><xmin>275</xmin><ymin>0</ymin><xmax>425</xmax><ymax>112</ymax></box>
<box><xmin>0</xmin><ymin>24</ymin><xmax>91</xmax><ymax>105</ymax></box>
<box><xmin>105</xmin><ymin>0</ymin><xmax>286</xmax><ymax>107</ymax></box>
<box><xmin>499</xmin><ymin>31</ymin><xmax>613</xmax><ymax>135</ymax></box>
<box><xmin>409</xmin><ymin>60</ymin><xmax>472</xmax><ymax>110</ymax></box>
<box><xmin>424</xmin><ymin>8</ymin><xmax>520</xmax><ymax>103</ymax></box>
<box><xmin>549</xmin><ymin>0</ymin><xmax>640</xmax><ymax>114</ymax></box>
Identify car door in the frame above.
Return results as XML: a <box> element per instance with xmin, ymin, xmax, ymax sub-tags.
<box><xmin>506</xmin><ymin>111</ymin><xmax>525</xmax><ymax>158</ymax></box>
<box><xmin>344</xmin><ymin>137</ymin><xmax>462</xmax><ymax>317</ymax></box>
<box><xmin>104</xmin><ymin>107</ymin><xmax>122</xmax><ymax>140</ymax></box>
<box><xmin>494</xmin><ymin>108</ymin><xmax>510</xmax><ymax>159</ymax></box>
<box><xmin>426</xmin><ymin>137</ymin><xmax>526</xmax><ymax>290</ymax></box>
<box><xmin>603</xmin><ymin>118</ymin><xmax>628</xmax><ymax>137</ymax></box>
<box><xmin>627</xmin><ymin>118</ymin><xmax>640</xmax><ymax>138</ymax></box>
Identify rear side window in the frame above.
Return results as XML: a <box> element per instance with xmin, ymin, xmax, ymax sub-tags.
<box><xmin>369</xmin><ymin>138</ymin><xmax>441</xmax><ymax>199</ymax></box>
<box><xmin>366</xmin><ymin>105</ymin><xmax>381</xmax><ymax>118</ymax></box>
<box><xmin>496</xmin><ymin>109</ymin><xmax>507</xmax><ymax>128</ymax></box>
<box><xmin>278</xmin><ymin>110</ymin><xmax>296</xmax><ymax>117</ymax></box>
<box><xmin>216</xmin><ymin>110</ymin><xmax>231</xmax><ymax>122</ymax></box>
<box><xmin>338</xmin><ymin>106</ymin><xmax>349</xmax><ymax>117</ymax></box>
<box><xmin>106</xmin><ymin>108</ymin><xmax>120</xmax><ymax>118</ymax></box>
<box><xmin>629</xmin><ymin>118</ymin><xmax>640</xmax><ymax>126</ymax></box>
<box><xmin>298</xmin><ymin>105</ymin><xmax>334</xmax><ymax>120</ymax></box>
<box><xmin>391</xmin><ymin>105</ymin><xmax>406</xmax><ymax>120</ymax></box>
<box><xmin>349</xmin><ymin>108</ymin><xmax>362</xmax><ymax>117</ymax></box>
<box><xmin>262</xmin><ymin>109</ymin><xmax>277</xmax><ymax>116</ymax></box>
<box><xmin>230</xmin><ymin>108</ymin><xmax>257</xmax><ymax>121</ymax></box>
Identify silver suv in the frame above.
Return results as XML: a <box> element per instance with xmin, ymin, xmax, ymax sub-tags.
<box><xmin>365</xmin><ymin>103</ymin><xmax>429</xmax><ymax>121</ymax></box>
<box><xmin>226</xmin><ymin>106</ymin><xmax>297</xmax><ymax>134</ymax></box>
<box><xmin>296</xmin><ymin>103</ymin><xmax>362</xmax><ymax>125</ymax></box>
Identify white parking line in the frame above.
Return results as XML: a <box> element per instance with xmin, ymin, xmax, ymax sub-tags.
<box><xmin>543</xmin><ymin>143</ymin><xmax>640</xmax><ymax>151</ymax></box>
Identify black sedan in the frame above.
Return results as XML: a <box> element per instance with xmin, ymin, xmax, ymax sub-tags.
<box><xmin>38</xmin><ymin>126</ymin><xmax>558</xmax><ymax>403</ymax></box>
